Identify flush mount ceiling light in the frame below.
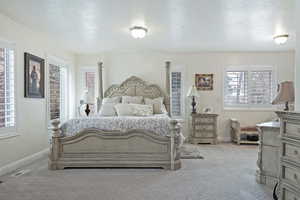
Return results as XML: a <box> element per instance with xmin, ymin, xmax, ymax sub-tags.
<box><xmin>273</xmin><ymin>34</ymin><xmax>289</xmax><ymax>45</ymax></box>
<box><xmin>130</xmin><ymin>26</ymin><xmax>148</xmax><ymax>39</ymax></box>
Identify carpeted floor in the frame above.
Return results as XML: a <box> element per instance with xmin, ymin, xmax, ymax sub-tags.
<box><xmin>0</xmin><ymin>144</ymin><xmax>273</xmax><ymax>200</ymax></box>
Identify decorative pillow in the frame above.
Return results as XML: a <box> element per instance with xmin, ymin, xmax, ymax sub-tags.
<box><xmin>102</xmin><ymin>96</ymin><xmax>121</xmax><ymax>104</ymax></box>
<box><xmin>131</xmin><ymin>104</ymin><xmax>153</xmax><ymax>116</ymax></box>
<box><xmin>144</xmin><ymin>97</ymin><xmax>164</xmax><ymax>114</ymax></box>
<box><xmin>122</xmin><ymin>96</ymin><xmax>143</xmax><ymax>104</ymax></box>
<box><xmin>114</xmin><ymin>104</ymin><xmax>134</xmax><ymax>116</ymax></box>
<box><xmin>98</xmin><ymin>103</ymin><xmax>117</xmax><ymax>116</ymax></box>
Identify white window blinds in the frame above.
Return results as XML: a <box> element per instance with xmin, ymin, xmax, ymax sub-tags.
<box><xmin>49</xmin><ymin>64</ymin><xmax>68</xmax><ymax>121</ymax></box>
<box><xmin>171</xmin><ymin>72</ymin><xmax>182</xmax><ymax>117</ymax></box>
<box><xmin>224</xmin><ymin>66</ymin><xmax>275</xmax><ymax>108</ymax></box>
<box><xmin>0</xmin><ymin>47</ymin><xmax>15</xmax><ymax>129</ymax></box>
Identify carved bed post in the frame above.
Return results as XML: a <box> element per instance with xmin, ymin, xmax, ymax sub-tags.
<box><xmin>165</xmin><ymin>61</ymin><xmax>171</xmax><ymax>116</ymax></box>
<box><xmin>97</xmin><ymin>62</ymin><xmax>104</xmax><ymax>112</ymax></box>
<box><xmin>49</xmin><ymin>119</ymin><xmax>61</xmax><ymax>170</ymax></box>
<box><xmin>170</xmin><ymin>119</ymin><xmax>179</xmax><ymax>170</ymax></box>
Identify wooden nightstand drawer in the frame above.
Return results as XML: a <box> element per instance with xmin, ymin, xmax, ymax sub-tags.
<box><xmin>195</xmin><ymin>117</ymin><xmax>214</xmax><ymax>124</ymax></box>
<box><xmin>283</xmin><ymin>165</ymin><xmax>300</xmax><ymax>188</ymax></box>
<box><xmin>194</xmin><ymin>131</ymin><xmax>214</xmax><ymax>138</ymax></box>
<box><xmin>283</xmin><ymin>142</ymin><xmax>300</xmax><ymax>165</ymax></box>
<box><xmin>195</xmin><ymin>124</ymin><xmax>214</xmax><ymax>131</ymax></box>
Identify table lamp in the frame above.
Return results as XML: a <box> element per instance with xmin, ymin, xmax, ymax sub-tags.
<box><xmin>187</xmin><ymin>85</ymin><xmax>199</xmax><ymax>114</ymax></box>
<box><xmin>272</xmin><ymin>81</ymin><xmax>294</xmax><ymax>111</ymax></box>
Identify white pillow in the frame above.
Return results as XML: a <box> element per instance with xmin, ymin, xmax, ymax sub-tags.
<box><xmin>114</xmin><ymin>104</ymin><xmax>153</xmax><ymax>116</ymax></box>
<box><xmin>122</xmin><ymin>96</ymin><xmax>143</xmax><ymax>104</ymax></box>
<box><xmin>98</xmin><ymin>103</ymin><xmax>117</xmax><ymax>116</ymax></box>
<box><xmin>144</xmin><ymin>97</ymin><xmax>164</xmax><ymax>114</ymax></box>
<box><xmin>132</xmin><ymin>104</ymin><xmax>153</xmax><ymax>116</ymax></box>
<box><xmin>114</xmin><ymin>104</ymin><xmax>134</xmax><ymax>116</ymax></box>
<box><xmin>102</xmin><ymin>96</ymin><xmax>121</xmax><ymax>104</ymax></box>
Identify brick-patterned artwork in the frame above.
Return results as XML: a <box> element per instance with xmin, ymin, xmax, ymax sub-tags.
<box><xmin>0</xmin><ymin>48</ymin><xmax>5</xmax><ymax>128</ymax></box>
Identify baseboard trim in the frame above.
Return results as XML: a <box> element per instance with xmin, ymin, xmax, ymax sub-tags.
<box><xmin>0</xmin><ymin>148</ymin><xmax>49</xmax><ymax>176</ymax></box>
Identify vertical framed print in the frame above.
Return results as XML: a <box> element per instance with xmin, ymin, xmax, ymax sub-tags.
<box><xmin>24</xmin><ymin>52</ymin><xmax>45</xmax><ymax>98</ymax></box>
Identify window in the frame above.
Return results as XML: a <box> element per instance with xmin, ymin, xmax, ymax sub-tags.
<box><xmin>170</xmin><ymin>68</ymin><xmax>185</xmax><ymax>118</ymax></box>
<box><xmin>49</xmin><ymin>63</ymin><xmax>68</xmax><ymax>122</ymax></box>
<box><xmin>224</xmin><ymin>66</ymin><xmax>276</xmax><ymax>109</ymax></box>
<box><xmin>0</xmin><ymin>45</ymin><xmax>15</xmax><ymax>134</ymax></box>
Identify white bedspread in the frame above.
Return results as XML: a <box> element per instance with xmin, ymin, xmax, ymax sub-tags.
<box><xmin>61</xmin><ymin>114</ymin><xmax>175</xmax><ymax>137</ymax></box>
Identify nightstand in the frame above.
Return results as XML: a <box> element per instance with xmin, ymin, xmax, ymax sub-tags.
<box><xmin>190</xmin><ymin>113</ymin><xmax>218</xmax><ymax>144</ymax></box>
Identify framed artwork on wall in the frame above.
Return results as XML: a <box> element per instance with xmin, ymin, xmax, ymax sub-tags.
<box><xmin>24</xmin><ymin>52</ymin><xmax>45</xmax><ymax>98</ymax></box>
<box><xmin>195</xmin><ymin>74</ymin><xmax>213</xmax><ymax>90</ymax></box>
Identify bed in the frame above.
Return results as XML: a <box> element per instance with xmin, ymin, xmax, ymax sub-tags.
<box><xmin>49</xmin><ymin>61</ymin><xmax>182</xmax><ymax>170</ymax></box>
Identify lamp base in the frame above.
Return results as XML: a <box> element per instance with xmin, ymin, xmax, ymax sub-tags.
<box><xmin>284</xmin><ymin>102</ymin><xmax>289</xmax><ymax>111</ymax></box>
<box><xmin>85</xmin><ymin>104</ymin><xmax>91</xmax><ymax>116</ymax></box>
<box><xmin>191</xmin><ymin>96</ymin><xmax>197</xmax><ymax>114</ymax></box>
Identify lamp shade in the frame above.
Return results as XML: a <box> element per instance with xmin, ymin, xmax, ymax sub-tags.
<box><xmin>187</xmin><ymin>85</ymin><xmax>199</xmax><ymax>97</ymax></box>
<box><xmin>272</xmin><ymin>81</ymin><xmax>295</xmax><ymax>105</ymax></box>
<box><xmin>82</xmin><ymin>89</ymin><xmax>94</xmax><ymax>104</ymax></box>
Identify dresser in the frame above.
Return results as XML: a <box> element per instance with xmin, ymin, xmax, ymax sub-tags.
<box><xmin>276</xmin><ymin>111</ymin><xmax>300</xmax><ymax>200</ymax></box>
<box><xmin>190</xmin><ymin>113</ymin><xmax>218</xmax><ymax>144</ymax></box>
<box><xmin>256</xmin><ymin>121</ymin><xmax>280</xmax><ymax>188</ymax></box>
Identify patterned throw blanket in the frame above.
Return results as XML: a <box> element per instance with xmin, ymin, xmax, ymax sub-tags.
<box><xmin>60</xmin><ymin>114</ymin><xmax>173</xmax><ymax>137</ymax></box>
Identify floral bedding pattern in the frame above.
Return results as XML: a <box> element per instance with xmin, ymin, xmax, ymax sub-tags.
<box><xmin>61</xmin><ymin>114</ymin><xmax>174</xmax><ymax>137</ymax></box>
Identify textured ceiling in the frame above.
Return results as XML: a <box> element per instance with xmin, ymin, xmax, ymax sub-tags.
<box><xmin>0</xmin><ymin>0</ymin><xmax>295</xmax><ymax>54</ymax></box>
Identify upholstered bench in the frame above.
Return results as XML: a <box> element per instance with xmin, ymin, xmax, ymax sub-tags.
<box><xmin>230</xmin><ymin>118</ymin><xmax>259</xmax><ymax>145</ymax></box>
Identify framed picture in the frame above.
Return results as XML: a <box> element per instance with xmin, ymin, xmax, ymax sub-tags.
<box><xmin>24</xmin><ymin>53</ymin><xmax>45</xmax><ymax>98</ymax></box>
<box><xmin>195</xmin><ymin>74</ymin><xmax>213</xmax><ymax>90</ymax></box>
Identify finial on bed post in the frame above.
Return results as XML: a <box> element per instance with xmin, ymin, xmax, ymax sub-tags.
<box><xmin>51</xmin><ymin>119</ymin><xmax>61</xmax><ymax>137</ymax></box>
<box><xmin>97</xmin><ymin>62</ymin><xmax>104</xmax><ymax>112</ymax></box>
<box><xmin>165</xmin><ymin>61</ymin><xmax>171</xmax><ymax>116</ymax></box>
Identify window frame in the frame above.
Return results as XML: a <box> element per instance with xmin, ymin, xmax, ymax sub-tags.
<box><xmin>46</xmin><ymin>56</ymin><xmax>69</xmax><ymax>125</ymax></box>
<box><xmin>0</xmin><ymin>40</ymin><xmax>18</xmax><ymax>139</ymax></box>
<box><xmin>223</xmin><ymin>65</ymin><xmax>277</xmax><ymax>111</ymax></box>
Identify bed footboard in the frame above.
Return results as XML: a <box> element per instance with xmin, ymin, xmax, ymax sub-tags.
<box><xmin>49</xmin><ymin>119</ymin><xmax>181</xmax><ymax>170</ymax></box>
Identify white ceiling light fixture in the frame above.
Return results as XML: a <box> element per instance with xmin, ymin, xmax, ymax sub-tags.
<box><xmin>130</xmin><ymin>26</ymin><xmax>148</xmax><ymax>39</ymax></box>
<box><xmin>273</xmin><ymin>34</ymin><xmax>289</xmax><ymax>45</ymax></box>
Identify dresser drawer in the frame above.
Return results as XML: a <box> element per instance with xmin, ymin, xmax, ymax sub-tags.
<box><xmin>283</xmin><ymin>165</ymin><xmax>300</xmax><ymax>188</ymax></box>
<box><xmin>285</xmin><ymin>121</ymin><xmax>300</xmax><ymax>139</ymax></box>
<box><xmin>283</xmin><ymin>142</ymin><xmax>300</xmax><ymax>165</ymax></box>
<box><xmin>282</xmin><ymin>186</ymin><xmax>300</xmax><ymax>200</ymax></box>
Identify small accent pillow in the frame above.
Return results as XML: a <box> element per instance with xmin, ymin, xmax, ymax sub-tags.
<box><xmin>98</xmin><ymin>103</ymin><xmax>117</xmax><ymax>116</ymax></box>
<box><xmin>102</xmin><ymin>96</ymin><xmax>121</xmax><ymax>104</ymax></box>
<box><xmin>122</xmin><ymin>96</ymin><xmax>143</xmax><ymax>104</ymax></box>
<box><xmin>131</xmin><ymin>104</ymin><xmax>153</xmax><ymax>116</ymax></box>
<box><xmin>114</xmin><ymin>104</ymin><xmax>153</xmax><ymax>116</ymax></box>
<box><xmin>144</xmin><ymin>97</ymin><xmax>164</xmax><ymax>114</ymax></box>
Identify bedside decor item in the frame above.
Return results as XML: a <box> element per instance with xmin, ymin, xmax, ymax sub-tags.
<box><xmin>190</xmin><ymin>113</ymin><xmax>218</xmax><ymax>144</ymax></box>
<box><xmin>195</xmin><ymin>74</ymin><xmax>213</xmax><ymax>90</ymax></box>
<box><xmin>187</xmin><ymin>85</ymin><xmax>199</xmax><ymax>114</ymax></box>
<box><xmin>272</xmin><ymin>81</ymin><xmax>294</xmax><ymax>111</ymax></box>
<box><xmin>203</xmin><ymin>107</ymin><xmax>213</xmax><ymax>113</ymax></box>
<box><xmin>80</xmin><ymin>89</ymin><xmax>94</xmax><ymax>116</ymax></box>
<box><xmin>24</xmin><ymin>52</ymin><xmax>45</xmax><ymax>98</ymax></box>
<box><xmin>273</xmin><ymin>34</ymin><xmax>289</xmax><ymax>45</ymax></box>
<box><xmin>130</xmin><ymin>26</ymin><xmax>148</xmax><ymax>39</ymax></box>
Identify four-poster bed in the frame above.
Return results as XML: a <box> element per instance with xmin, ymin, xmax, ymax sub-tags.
<box><xmin>49</xmin><ymin>61</ymin><xmax>182</xmax><ymax>170</ymax></box>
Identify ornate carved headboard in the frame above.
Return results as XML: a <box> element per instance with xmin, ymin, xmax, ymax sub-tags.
<box><xmin>97</xmin><ymin>62</ymin><xmax>172</xmax><ymax>116</ymax></box>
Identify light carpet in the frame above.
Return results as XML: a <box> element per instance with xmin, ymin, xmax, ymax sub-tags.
<box><xmin>0</xmin><ymin>144</ymin><xmax>272</xmax><ymax>200</ymax></box>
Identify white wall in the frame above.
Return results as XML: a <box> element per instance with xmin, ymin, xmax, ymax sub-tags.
<box><xmin>76</xmin><ymin>51</ymin><xmax>295</xmax><ymax>141</ymax></box>
<box><xmin>0</xmin><ymin>13</ymin><xmax>76</xmax><ymax>169</ymax></box>
<box><xmin>295</xmin><ymin>0</ymin><xmax>300</xmax><ymax>110</ymax></box>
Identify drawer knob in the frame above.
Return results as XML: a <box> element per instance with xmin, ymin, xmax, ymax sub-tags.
<box><xmin>295</xmin><ymin>150</ymin><xmax>299</xmax><ymax>155</ymax></box>
<box><xmin>294</xmin><ymin>174</ymin><xmax>298</xmax><ymax>180</ymax></box>
<box><xmin>294</xmin><ymin>197</ymin><xmax>298</xmax><ymax>200</ymax></box>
